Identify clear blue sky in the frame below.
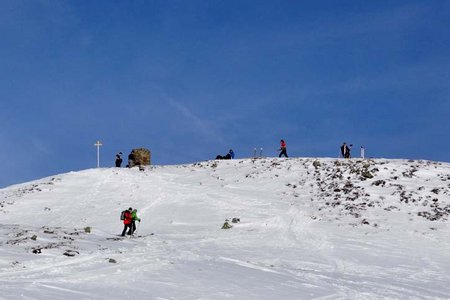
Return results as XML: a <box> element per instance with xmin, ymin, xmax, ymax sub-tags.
<box><xmin>1</xmin><ymin>0</ymin><xmax>449</xmax><ymax>187</ymax></box>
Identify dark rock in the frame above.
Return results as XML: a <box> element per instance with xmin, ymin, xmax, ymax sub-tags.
<box><xmin>63</xmin><ymin>250</ymin><xmax>79</xmax><ymax>257</ymax></box>
<box><xmin>431</xmin><ymin>188</ymin><xmax>440</xmax><ymax>194</ymax></box>
<box><xmin>361</xmin><ymin>170</ymin><xmax>374</xmax><ymax>179</ymax></box>
<box><xmin>221</xmin><ymin>221</ymin><xmax>233</xmax><ymax>229</ymax></box>
<box><xmin>372</xmin><ymin>180</ymin><xmax>386</xmax><ymax>187</ymax></box>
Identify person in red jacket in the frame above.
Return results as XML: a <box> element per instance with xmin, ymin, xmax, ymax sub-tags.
<box><xmin>121</xmin><ymin>207</ymin><xmax>133</xmax><ymax>236</ymax></box>
<box><xmin>278</xmin><ymin>139</ymin><xmax>288</xmax><ymax>158</ymax></box>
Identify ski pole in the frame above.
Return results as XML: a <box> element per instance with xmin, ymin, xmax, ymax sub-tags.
<box><xmin>135</xmin><ymin>221</ymin><xmax>140</xmax><ymax>235</ymax></box>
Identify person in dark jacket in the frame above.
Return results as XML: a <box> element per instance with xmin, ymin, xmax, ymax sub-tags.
<box><xmin>278</xmin><ymin>139</ymin><xmax>288</xmax><ymax>157</ymax></box>
<box><xmin>216</xmin><ymin>149</ymin><xmax>234</xmax><ymax>160</ymax></box>
<box><xmin>229</xmin><ymin>149</ymin><xmax>235</xmax><ymax>159</ymax></box>
<box><xmin>127</xmin><ymin>150</ymin><xmax>135</xmax><ymax>168</ymax></box>
<box><xmin>121</xmin><ymin>207</ymin><xmax>133</xmax><ymax>236</ymax></box>
<box><xmin>341</xmin><ymin>143</ymin><xmax>352</xmax><ymax>159</ymax></box>
<box><xmin>115</xmin><ymin>152</ymin><xmax>123</xmax><ymax>167</ymax></box>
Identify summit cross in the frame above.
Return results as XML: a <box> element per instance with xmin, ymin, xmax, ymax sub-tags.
<box><xmin>94</xmin><ymin>140</ymin><xmax>103</xmax><ymax>168</ymax></box>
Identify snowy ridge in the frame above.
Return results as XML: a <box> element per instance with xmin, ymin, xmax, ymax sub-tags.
<box><xmin>0</xmin><ymin>158</ymin><xmax>450</xmax><ymax>299</ymax></box>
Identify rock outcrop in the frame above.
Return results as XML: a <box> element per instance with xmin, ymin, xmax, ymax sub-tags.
<box><xmin>129</xmin><ymin>148</ymin><xmax>151</xmax><ymax>167</ymax></box>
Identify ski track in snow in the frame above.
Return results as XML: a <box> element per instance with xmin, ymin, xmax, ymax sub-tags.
<box><xmin>0</xmin><ymin>158</ymin><xmax>449</xmax><ymax>299</ymax></box>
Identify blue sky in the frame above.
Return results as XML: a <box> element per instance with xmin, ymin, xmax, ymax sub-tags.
<box><xmin>1</xmin><ymin>0</ymin><xmax>449</xmax><ymax>187</ymax></box>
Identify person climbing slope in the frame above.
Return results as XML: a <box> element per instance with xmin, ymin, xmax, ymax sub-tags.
<box><xmin>121</xmin><ymin>207</ymin><xmax>133</xmax><ymax>236</ymax></box>
<box><xmin>131</xmin><ymin>208</ymin><xmax>141</xmax><ymax>235</ymax></box>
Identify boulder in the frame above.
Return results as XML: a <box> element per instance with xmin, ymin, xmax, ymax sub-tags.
<box><xmin>130</xmin><ymin>148</ymin><xmax>151</xmax><ymax>167</ymax></box>
<box><xmin>313</xmin><ymin>160</ymin><xmax>321</xmax><ymax>169</ymax></box>
<box><xmin>361</xmin><ymin>170</ymin><xmax>374</xmax><ymax>179</ymax></box>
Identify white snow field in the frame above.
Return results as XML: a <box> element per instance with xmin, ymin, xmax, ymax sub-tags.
<box><xmin>1</xmin><ymin>158</ymin><xmax>450</xmax><ymax>299</ymax></box>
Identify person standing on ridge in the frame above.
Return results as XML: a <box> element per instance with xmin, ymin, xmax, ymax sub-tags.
<box><xmin>121</xmin><ymin>207</ymin><xmax>133</xmax><ymax>236</ymax></box>
<box><xmin>229</xmin><ymin>149</ymin><xmax>235</xmax><ymax>159</ymax></box>
<box><xmin>278</xmin><ymin>139</ymin><xmax>288</xmax><ymax>158</ymax></box>
<box><xmin>115</xmin><ymin>152</ymin><xmax>123</xmax><ymax>167</ymax></box>
<box><xmin>127</xmin><ymin>150</ymin><xmax>135</xmax><ymax>168</ymax></box>
<box><xmin>341</xmin><ymin>143</ymin><xmax>352</xmax><ymax>159</ymax></box>
<box><xmin>131</xmin><ymin>209</ymin><xmax>141</xmax><ymax>235</ymax></box>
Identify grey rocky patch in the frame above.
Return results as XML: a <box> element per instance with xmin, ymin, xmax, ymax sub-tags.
<box><xmin>431</xmin><ymin>188</ymin><xmax>440</xmax><ymax>194</ymax></box>
<box><xmin>1</xmin><ymin>225</ymin><xmax>90</xmax><ymax>257</ymax></box>
<box><xmin>63</xmin><ymin>250</ymin><xmax>79</xmax><ymax>257</ymax></box>
<box><xmin>277</xmin><ymin>158</ymin><xmax>450</xmax><ymax>229</ymax></box>
<box><xmin>372</xmin><ymin>180</ymin><xmax>386</xmax><ymax>187</ymax></box>
<box><xmin>402</xmin><ymin>167</ymin><xmax>418</xmax><ymax>178</ymax></box>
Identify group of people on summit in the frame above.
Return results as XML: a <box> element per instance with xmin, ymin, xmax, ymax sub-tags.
<box><xmin>115</xmin><ymin>140</ymin><xmax>362</xmax><ymax>169</ymax></box>
<box><xmin>216</xmin><ymin>140</ymin><xmax>361</xmax><ymax>159</ymax></box>
<box><xmin>216</xmin><ymin>140</ymin><xmax>289</xmax><ymax>160</ymax></box>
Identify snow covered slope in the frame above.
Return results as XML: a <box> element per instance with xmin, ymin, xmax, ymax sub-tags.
<box><xmin>1</xmin><ymin>158</ymin><xmax>449</xmax><ymax>299</ymax></box>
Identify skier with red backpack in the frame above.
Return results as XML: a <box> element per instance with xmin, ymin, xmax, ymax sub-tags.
<box><xmin>120</xmin><ymin>207</ymin><xmax>133</xmax><ymax>236</ymax></box>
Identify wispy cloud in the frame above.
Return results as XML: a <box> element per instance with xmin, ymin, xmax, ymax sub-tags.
<box><xmin>153</xmin><ymin>89</ymin><xmax>226</xmax><ymax>145</ymax></box>
<box><xmin>31</xmin><ymin>138</ymin><xmax>52</xmax><ymax>155</ymax></box>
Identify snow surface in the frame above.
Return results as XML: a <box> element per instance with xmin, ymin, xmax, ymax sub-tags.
<box><xmin>1</xmin><ymin>157</ymin><xmax>450</xmax><ymax>299</ymax></box>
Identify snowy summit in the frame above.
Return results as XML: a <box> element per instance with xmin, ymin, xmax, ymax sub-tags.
<box><xmin>1</xmin><ymin>157</ymin><xmax>450</xmax><ymax>299</ymax></box>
